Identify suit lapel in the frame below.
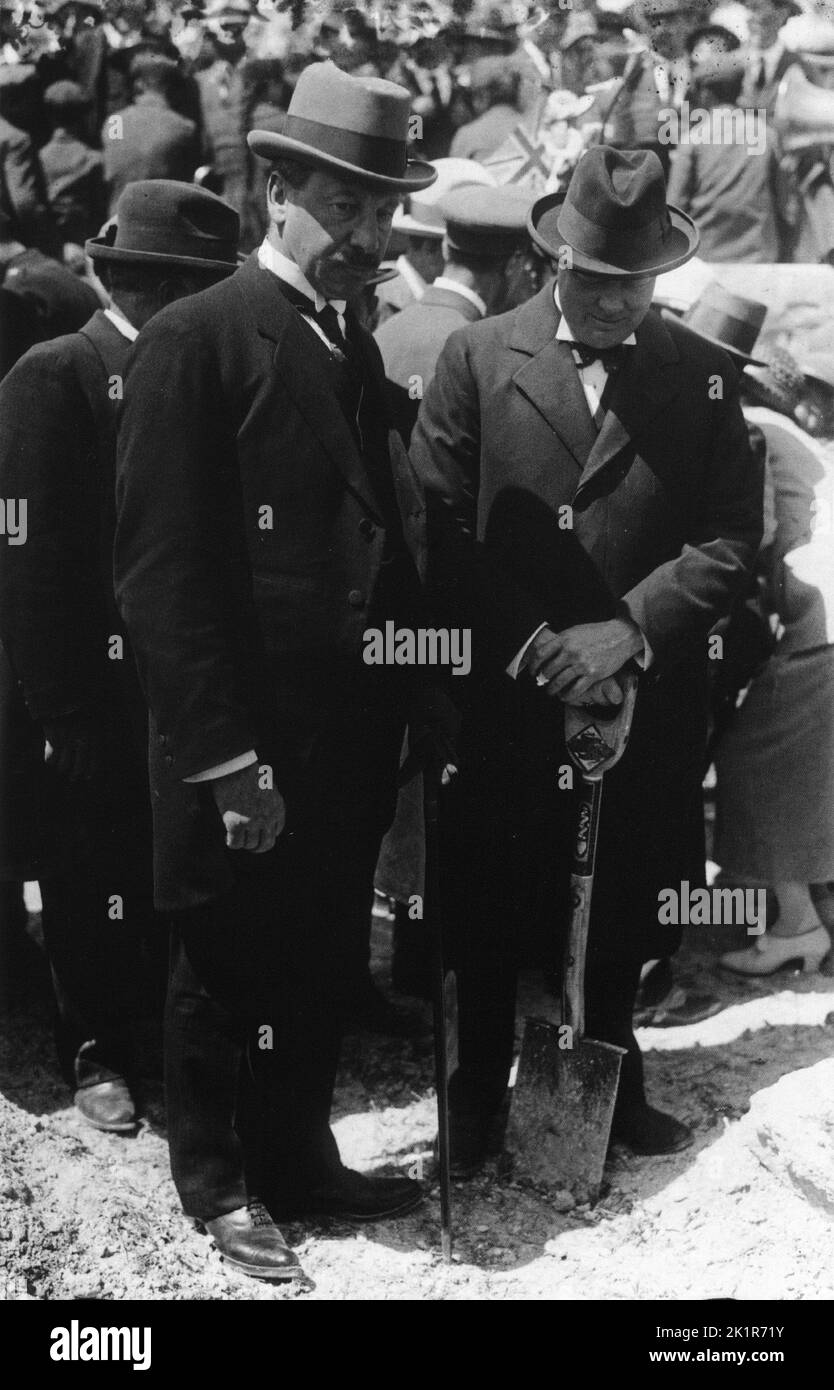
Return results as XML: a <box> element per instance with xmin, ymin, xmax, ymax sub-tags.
<box><xmin>233</xmin><ymin>254</ymin><xmax>383</xmax><ymax>521</ymax></box>
<box><xmin>574</xmin><ymin>309</ymin><xmax>681</xmax><ymax>500</ymax></box>
<box><xmin>510</xmin><ymin>286</ymin><xmax>598</xmax><ymax>469</ymax></box>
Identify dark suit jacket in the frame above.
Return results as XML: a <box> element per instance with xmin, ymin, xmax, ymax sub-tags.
<box><xmin>375</xmin><ymin>282</ymin><xmax>482</xmax><ymax>394</ymax></box>
<box><xmin>114</xmin><ymin>253</ymin><xmax>426</xmax><ymax>911</ymax></box>
<box><xmin>408</xmin><ymin>282</ymin><xmax>764</xmax><ymax>958</ymax></box>
<box><xmin>0</xmin><ymin>311</ymin><xmax>149</xmax><ymax>881</ymax></box>
<box><xmin>102</xmin><ymin>92</ymin><xmax>199</xmax><ymax>212</ymax></box>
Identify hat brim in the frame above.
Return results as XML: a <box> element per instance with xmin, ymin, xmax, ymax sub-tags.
<box><xmin>660</xmin><ymin>308</ymin><xmax>766</xmax><ymax>366</ymax></box>
<box><xmin>528</xmin><ymin>190</ymin><xmax>700</xmax><ymax>277</ymax></box>
<box><xmin>247</xmin><ymin>131</ymin><xmax>437</xmax><ymax>192</ymax></box>
<box><xmin>392</xmin><ymin>211</ymin><xmax>445</xmax><ymax>237</ymax></box>
<box><xmin>85</xmin><ymin>239</ymin><xmax>238</xmax><ymax>273</ymax></box>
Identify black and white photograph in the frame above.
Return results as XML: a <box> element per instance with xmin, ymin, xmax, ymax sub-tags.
<box><xmin>0</xmin><ymin>0</ymin><xmax>833</xmax><ymax>1343</ymax></box>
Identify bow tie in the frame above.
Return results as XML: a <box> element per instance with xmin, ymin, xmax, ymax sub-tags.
<box><xmin>568</xmin><ymin>341</ymin><xmax>630</xmax><ymax>372</ymax></box>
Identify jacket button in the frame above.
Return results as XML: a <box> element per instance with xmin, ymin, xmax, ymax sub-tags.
<box><xmin>359</xmin><ymin>517</ymin><xmax>375</xmax><ymax>539</ymax></box>
<box><xmin>348</xmin><ymin>589</ymin><xmax>365</xmax><ymax>608</ymax></box>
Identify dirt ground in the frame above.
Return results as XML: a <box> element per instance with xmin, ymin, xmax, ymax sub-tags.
<box><xmin>2</xmin><ymin>890</ymin><xmax>834</xmax><ymax>1304</ymax></box>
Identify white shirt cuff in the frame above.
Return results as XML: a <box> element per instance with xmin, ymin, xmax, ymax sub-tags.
<box><xmin>184</xmin><ymin>750</ymin><xmax>258</xmax><ymax>783</ymax></box>
<box><xmin>507</xmin><ymin>623</ymin><xmax>549</xmax><ymax>679</ymax></box>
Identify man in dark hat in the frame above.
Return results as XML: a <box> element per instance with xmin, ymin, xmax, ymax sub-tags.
<box><xmin>40</xmin><ymin>79</ymin><xmax>106</xmax><ymax>248</ymax></box>
<box><xmin>376</xmin><ymin>182</ymin><xmax>537</xmax><ymax>398</ymax></box>
<box><xmin>113</xmin><ymin>61</ymin><xmax>443</xmax><ymax>1280</ymax></box>
<box><xmin>408</xmin><ymin>145</ymin><xmax>763</xmax><ymax>1174</ymax></box>
<box><xmin>102</xmin><ymin>53</ymin><xmax>200</xmax><ymax>214</ymax></box>
<box><xmin>0</xmin><ymin>181</ymin><xmax>239</xmax><ymax>1139</ymax></box>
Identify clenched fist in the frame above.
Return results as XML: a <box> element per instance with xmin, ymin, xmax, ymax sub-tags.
<box><xmin>211</xmin><ymin>762</ymin><xmax>286</xmax><ymax>853</ymax></box>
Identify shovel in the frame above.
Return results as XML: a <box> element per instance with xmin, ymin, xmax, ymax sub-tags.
<box><xmin>508</xmin><ymin>669</ymin><xmax>638</xmax><ymax>1203</ymax></box>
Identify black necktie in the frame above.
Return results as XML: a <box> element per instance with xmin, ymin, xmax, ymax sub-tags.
<box><xmin>278</xmin><ymin>280</ymin><xmax>364</xmax><ymax>430</ymax></box>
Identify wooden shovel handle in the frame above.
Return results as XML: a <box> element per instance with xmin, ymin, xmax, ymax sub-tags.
<box><xmin>563</xmin><ymin>776</ymin><xmax>603</xmax><ymax>1038</ymax></box>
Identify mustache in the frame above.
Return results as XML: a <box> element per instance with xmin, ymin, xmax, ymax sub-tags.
<box><xmin>330</xmin><ymin>254</ymin><xmax>379</xmax><ymax>272</ymax></box>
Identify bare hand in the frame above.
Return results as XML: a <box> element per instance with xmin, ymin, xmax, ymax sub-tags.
<box><xmin>211</xmin><ymin>762</ymin><xmax>286</xmax><ymax>853</ymax></box>
<box><xmin>528</xmin><ymin>620</ymin><xmax>643</xmax><ymax>702</ymax></box>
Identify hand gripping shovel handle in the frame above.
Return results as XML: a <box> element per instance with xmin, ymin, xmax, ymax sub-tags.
<box><xmin>562</xmin><ymin>670</ymin><xmax>638</xmax><ymax>1037</ymax></box>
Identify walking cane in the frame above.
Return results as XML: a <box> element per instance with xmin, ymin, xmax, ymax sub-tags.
<box><xmin>422</xmin><ymin>758</ymin><xmax>458</xmax><ymax>1262</ymax></box>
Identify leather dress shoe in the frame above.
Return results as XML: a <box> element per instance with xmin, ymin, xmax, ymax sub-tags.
<box><xmin>204</xmin><ymin>1202</ymin><xmax>302</xmax><ymax>1280</ymax></box>
<box><xmin>74</xmin><ymin>1079</ymin><xmax>136</xmax><ymax>1133</ymax></box>
<box><xmin>273</xmin><ymin>1167</ymin><xmax>423</xmax><ymax>1223</ymax></box>
<box><xmin>610</xmin><ymin>1102</ymin><xmax>693</xmax><ymax>1156</ymax></box>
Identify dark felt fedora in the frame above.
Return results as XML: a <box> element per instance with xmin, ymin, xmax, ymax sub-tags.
<box><xmin>679</xmin><ymin>281</ymin><xmax>767</xmax><ymax>366</ymax></box>
<box><xmin>247</xmin><ymin>60</ymin><xmax>436</xmax><ymax>193</ymax></box>
<box><xmin>528</xmin><ymin>145</ymin><xmax>699</xmax><ymax>277</ymax></box>
<box><xmin>86</xmin><ymin>180</ymin><xmax>239</xmax><ymax>272</ymax></box>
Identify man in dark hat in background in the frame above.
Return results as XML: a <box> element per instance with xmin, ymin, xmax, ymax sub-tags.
<box><xmin>113</xmin><ymin>60</ymin><xmax>443</xmax><ymax>1281</ymax></box>
<box><xmin>408</xmin><ymin>145</ymin><xmax>763</xmax><ymax>1174</ymax></box>
<box><xmin>376</xmin><ymin>181</ymin><xmax>537</xmax><ymax>397</ymax></box>
<box><xmin>39</xmin><ymin>79</ymin><xmax>105</xmax><ymax>248</ymax></box>
<box><xmin>0</xmin><ymin>180</ymin><xmax>239</xmax><ymax>1136</ymax></box>
<box><xmin>102</xmin><ymin>52</ymin><xmax>200</xmax><ymax>212</ymax></box>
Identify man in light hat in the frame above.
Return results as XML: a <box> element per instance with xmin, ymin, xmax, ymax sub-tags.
<box><xmin>114</xmin><ymin>61</ymin><xmax>441</xmax><ymax>1280</ymax></box>
<box><xmin>0</xmin><ymin>181</ymin><xmax>239</xmax><ymax>1139</ymax></box>
<box><xmin>408</xmin><ymin>145</ymin><xmax>763</xmax><ymax>1173</ymax></box>
<box><xmin>376</xmin><ymin>156</ymin><xmax>496</xmax><ymax>328</ymax></box>
<box><xmin>376</xmin><ymin>181</ymin><xmax>537</xmax><ymax>397</ymax></box>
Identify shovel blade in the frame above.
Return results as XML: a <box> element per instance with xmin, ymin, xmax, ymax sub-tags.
<box><xmin>507</xmin><ymin>1017</ymin><xmax>626</xmax><ymax>1203</ymax></box>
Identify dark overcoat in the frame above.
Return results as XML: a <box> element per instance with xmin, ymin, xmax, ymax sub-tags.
<box><xmin>408</xmin><ymin>282</ymin><xmax>764</xmax><ymax>962</ymax></box>
<box><xmin>0</xmin><ymin>310</ymin><xmax>150</xmax><ymax>882</ymax></box>
<box><xmin>114</xmin><ymin>253</ymin><xmax>426</xmax><ymax>913</ymax></box>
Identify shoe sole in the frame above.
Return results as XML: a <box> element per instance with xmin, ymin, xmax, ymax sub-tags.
<box><xmin>76</xmin><ymin>1114</ymin><xmax>137</xmax><ymax>1133</ymax></box>
<box><xmin>216</xmin><ymin>1253</ymin><xmax>303</xmax><ymax>1281</ymax></box>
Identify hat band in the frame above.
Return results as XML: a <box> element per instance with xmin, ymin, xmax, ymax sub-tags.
<box><xmin>283</xmin><ymin>114</ymin><xmax>408</xmax><ymax>178</ymax></box>
<box><xmin>110</xmin><ymin>228</ymin><xmax>237</xmax><ymax>263</ymax></box>
<box><xmin>557</xmin><ymin>200</ymin><xmax>672</xmax><ymax>269</ymax></box>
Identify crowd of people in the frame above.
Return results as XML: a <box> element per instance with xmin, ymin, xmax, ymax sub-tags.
<box><xmin>1</xmin><ymin>0</ymin><xmax>833</xmax><ymax>1285</ymax></box>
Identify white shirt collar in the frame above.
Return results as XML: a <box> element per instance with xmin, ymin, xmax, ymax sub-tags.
<box><xmin>553</xmin><ymin>284</ymin><xmax>636</xmax><ymax>347</ymax></box>
<box><xmin>257</xmin><ymin>238</ymin><xmax>346</xmax><ymax>317</ymax></box>
<box><xmin>104</xmin><ymin>306</ymin><xmax>139</xmax><ymax>342</ymax></box>
<box><xmin>396</xmin><ymin>253</ymin><xmax>428</xmax><ymax>301</ymax></box>
<box><xmin>433</xmin><ymin>276</ymin><xmax>487</xmax><ymax>319</ymax></box>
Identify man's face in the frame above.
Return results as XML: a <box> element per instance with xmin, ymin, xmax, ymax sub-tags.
<box><xmin>269</xmin><ymin>169</ymin><xmax>400</xmax><ymax>301</ymax></box>
<box><xmin>557</xmin><ymin>265</ymin><xmax>656</xmax><ymax>346</ymax></box>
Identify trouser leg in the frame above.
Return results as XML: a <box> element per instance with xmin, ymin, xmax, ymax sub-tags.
<box><xmin>39</xmin><ymin>866</ymin><xmax>153</xmax><ymax>1085</ymax></box>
